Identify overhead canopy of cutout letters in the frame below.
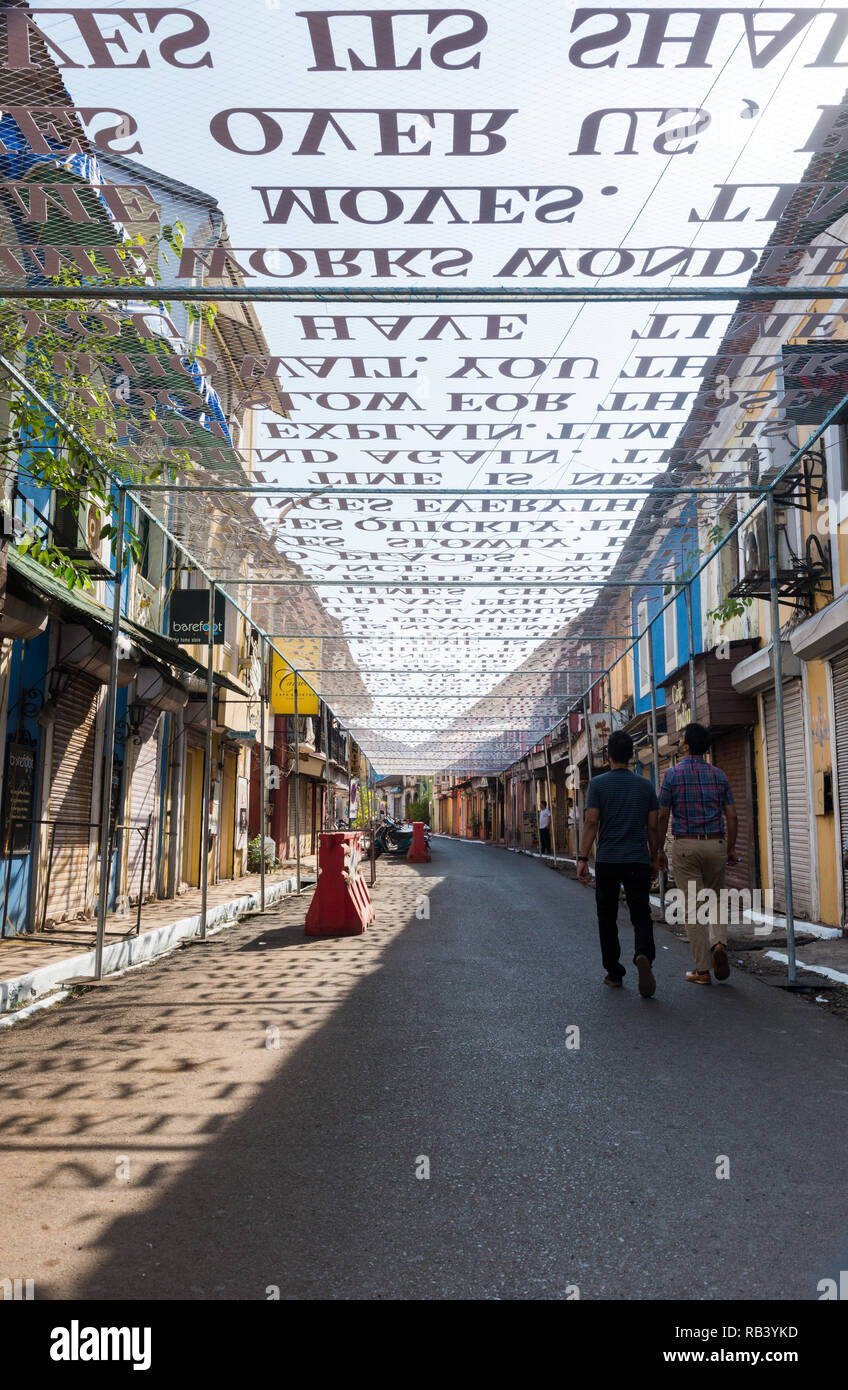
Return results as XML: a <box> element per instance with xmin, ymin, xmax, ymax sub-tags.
<box><xmin>3</xmin><ymin>1</ymin><xmax>848</xmax><ymax>771</ymax></box>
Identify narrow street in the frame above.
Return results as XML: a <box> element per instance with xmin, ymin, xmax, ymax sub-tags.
<box><xmin>1</xmin><ymin>839</ymin><xmax>846</xmax><ymax>1302</ymax></box>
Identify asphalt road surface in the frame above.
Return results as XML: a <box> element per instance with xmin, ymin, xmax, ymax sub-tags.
<box><xmin>1</xmin><ymin>837</ymin><xmax>846</xmax><ymax>1301</ymax></box>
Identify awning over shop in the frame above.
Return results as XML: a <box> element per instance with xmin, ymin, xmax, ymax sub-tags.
<box><xmin>731</xmin><ymin>642</ymin><xmax>803</xmax><ymax>696</ymax></box>
<box><xmin>790</xmin><ymin>589</ymin><xmax>848</xmax><ymax>662</ymax></box>
<box><xmin>136</xmin><ymin>665</ymin><xmax>189</xmax><ymax>715</ymax></box>
<box><xmin>0</xmin><ymin>589</ymin><xmax>48</xmax><ymax>641</ymax></box>
<box><xmin>8</xmin><ymin>549</ymin><xmax>246</xmax><ymax>695</ymax></box>
<box><xmin>59</xmin><ymin>623</ymin><xmax>137</xmax><ymax>687</ymax></box>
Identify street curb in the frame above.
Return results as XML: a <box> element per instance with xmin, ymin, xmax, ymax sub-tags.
<box><xmin>765</xmin><ymin>950</ymin><xmax>848</xmax><ymax>988</ymax></box>
<box><xmin>0</xmin><ymin>874</ymin><xmax>314</xmax><ymax>1015</ymax></box>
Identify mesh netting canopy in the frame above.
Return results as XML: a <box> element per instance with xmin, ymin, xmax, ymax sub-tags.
<box><xmin>3</xmin><ymin>1</ymin><xmax>848</xmax><ymax>772</ymax></box>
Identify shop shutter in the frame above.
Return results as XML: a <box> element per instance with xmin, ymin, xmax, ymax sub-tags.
<box><xmin>44</xmin><ymin>671</ymin><xmax>100</xmax><ymax>925</ymax></box>
<box><xmin>711</xmin><ymin>730</ymin><xmax>753</xmax><ymax>893</ymax></box>
<box><xmin>126</xmin><ymin>711</ymin><xmax>161</xmax><ymax>904</ymax></box>
<box><xmin>830</xmin><ymin>650</ymin><xmax>848</xmax><ymax>922</ymax></box>
<box><xmin>762</xmin><ymin>683</ymin><xmax>812</xmax><ymax>917</ymax></box>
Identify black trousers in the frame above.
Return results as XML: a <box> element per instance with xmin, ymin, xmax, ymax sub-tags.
<box><xmin>594</xmin><ymin>862</ymin><xmax>655</xmax><ymax>979</ymax></box>
<box><xmin>539</xmin><ymin>826</ymin><xmax>551</xmax><ymax>855</ymax></box>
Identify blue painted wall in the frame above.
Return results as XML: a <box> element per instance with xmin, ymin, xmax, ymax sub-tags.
<box><xmin>2</xmin><ymin>630</ymin><xmax>48</xmax><ymax>935</ymax></box>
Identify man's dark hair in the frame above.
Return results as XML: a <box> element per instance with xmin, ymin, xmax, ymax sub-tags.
<box><xmin>682</xmin><ymin>722</ymin><xmax>711</xmax><ymax>756</ymax></box>
<box><xmin>608</xmin><ymin>730</ymin><xmax>633</xmax><ymax>763</ymax></box>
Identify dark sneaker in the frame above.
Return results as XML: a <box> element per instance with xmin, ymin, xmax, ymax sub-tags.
<box><xmin>712</xmin><ymin>943</ymin><xmax>730</xmax><ymax>981</ymax></box>
<box><xmin>603</xmin><ymin>974</ymin><xmax>624</xmax><ymax>988</ymax></box>
<box><xmin>635</xmin><ymin>954</ymin><xmax>656</xmax><ymax>998</ymax></box>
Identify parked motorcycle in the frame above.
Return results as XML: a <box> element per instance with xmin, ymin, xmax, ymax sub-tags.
<box><xmin>373</xmin><ymin>816</ymin><xmax>431</xmax><ymax>857</ymax></box>
<box><xmin>373</xmin><ymin>818</ymin><xmax>415</xmax><ymax>856</ymax></box>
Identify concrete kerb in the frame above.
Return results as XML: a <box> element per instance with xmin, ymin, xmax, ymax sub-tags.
<box><xmin>0</xmin><ymin>873</ymin><xmax>315</xmax><ymax>1016</ymax></box>
<box><xmin>765</xmin><ymin>950</ymin><xmax>848</xmax><ymax>988</ymax></box>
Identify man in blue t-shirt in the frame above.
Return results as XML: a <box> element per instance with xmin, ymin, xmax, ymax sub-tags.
<box><xmin>577</xmin><ymin>729</ymin><xmax>660</xmax><ymax>997</ymax></box>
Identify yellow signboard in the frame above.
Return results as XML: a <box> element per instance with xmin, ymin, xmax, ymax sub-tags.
<box><xmin>269</xmin><ymin>638</ymin><xmax>320</xmax><ymax>715</ymax></box>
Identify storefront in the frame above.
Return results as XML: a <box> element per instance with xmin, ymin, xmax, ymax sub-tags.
<box><xmin>789</xmin><ymin>592</ymin><xmax>848</xmax><ymax>927</ymax></box>
<box><xmin>732</xmin><ymin>641</ymin><xmax>811</xmax><ymax>914</ymax></box>
<box><xmin>38</xmin><ymin>622</ymin><xmax>138</xmax><ymax>926</ymax></box>
<box><xmin>664</xmin><ymin>641</ymin><xmax>758</xmax><ymax>894</ymax></box>
<box><xmin>830</xmin><ymin>649</ymin><xmax>848</xmax><ymax>921</ymax></box>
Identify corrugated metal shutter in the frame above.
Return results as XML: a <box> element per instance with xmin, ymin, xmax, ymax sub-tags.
<box><xmin>45</xmin><ymin>671</ymin><xmax>100</xmax><ymax>925</ymax></box>
<box><xmin>711</xmin><ymin>730</ymin><xmax>753</xmax><ymax>892</ymax></box>
<box><xmin>830</xmin><ymin>650</ymin><xmax>848</xmax><ymax>923</ymax></box>
<box><xmin>762</xmin><ymin>683</ymin><xmax>811</xmax><ymax>917</ymax></box>
<box><xmin>126</xmin><ymin>710</ymin><xmax>160</xmax><ymax>904</ymax></box>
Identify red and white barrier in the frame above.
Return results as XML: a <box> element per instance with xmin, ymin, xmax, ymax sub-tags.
<box><xmin>407</xmin><ymin>821</ymin><xmax>431</xmax><ymax>864</ymax></box>
<box><xmin>305</xmin><ymin>831</ymin><xmax>375</xmax><ymax>936</ymax></box>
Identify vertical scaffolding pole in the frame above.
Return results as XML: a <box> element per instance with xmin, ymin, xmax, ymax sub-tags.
<box><xmin>259</xmin><ymin>634</ymin><xmax>267</xmax><ymax>913</ymax></box>
<box><xmin>685</xmin><ymin>581</ymin><xmax>698</xmax><ymax>721</ymax></box>
<box><xmin>322</xmin><ymin>701</ymin><xmax>332</xmax><ymax>830</ymax></box>
<box><xmin>502</xmin><ymin>766</ymin><xmax>507</xmax><ymax>845</ymax></box>
<box><xmin>766</xmin><ymin>492</ymin><xmax>797</xmax><ymax>984</ymax></box>
<box><xmin>646</xmin><ymin>619</ymin><xmax>664</xmax><ymax>915</ymax></box>
<box><xmin>94</xmin><ymin>487</ymin><xmax>126</xmax><ymax>980</ymax></box>
<box><xmin>519</xmin><ymin>756</ymin><xmax>527</xmax><ymax>852</ymax></box>
<box><xmin>544</xmin><ymin>738</ymin><xmax>557</xmax><ymax>867</ymax></box>
<box><xmin>199</xmin><ymin>582</ymin><xmax>216</xmax><ymax>941</ymax></box>
<box><xmin>566</xmin><ymin>713</ymin><xmax>576</xmax><ymax>858</ymax></box>
<box><xmin>370</xmin><ymin>764</ymin><xmax>376</xmax><ymax>886</ymax></box>
<box><xmin>606</xmin><ymin>671</ymin><xmax>614</xmax><ymax>730</ymax></box>
<box><xmin>583</xmin><ymin>694</ymin><xmax>594</xmax><ymax>780</ymax></box>
<box><xmin>293</xmin><ymin>668</ymin><xmax>302</xmax><ymax>894</ymax></box>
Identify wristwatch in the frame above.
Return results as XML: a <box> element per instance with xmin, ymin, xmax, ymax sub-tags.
<box><xmin>578</xmin><ymin>855</ymin><xmax>588</xmax><ymax>862</ymax></box>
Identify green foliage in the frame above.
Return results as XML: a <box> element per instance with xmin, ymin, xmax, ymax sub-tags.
<box><xmin>247</xmin><ymin>834</ymin><xmax>277</xmax><ymax>872</ymax></box>
<box><xmin>704</xmin><ymin>520</ymin><xmax>754</xmax><ymax>624</ymax></box>
<box><xmin>708</xmin><ymin>594</ymin><xmax>753</xmax><ymax>624</ymax></box>
<box><xmin>406</xmin><ymin>797</ymin><xmax>431</xmax><ymax>824</ymax></box>
<box><xmin>0</xmin><ymin>217</ymin><xmax>216</xmax><ymax>590</ymax></box>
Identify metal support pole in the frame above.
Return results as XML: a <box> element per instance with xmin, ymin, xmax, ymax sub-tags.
<box><xmin>514</xmin><ymin>761</ymin><xmax>522</xmax><ymax>856</ymax></box>
<box><xmin>685</xmin><ymin>581</ymin><xmax>697</xmax><ymax>722</ymax></box>
<box><xmin>646</xmin><ymin>621</ymin><xmax>665</xmax><ymax>916</ymax></box>
<box><xmin>199</xmin><ymin>583</ymin><xmax>216</xmax><ymax>941</ymax></box>
<box><xmin>766</xmin><ymin>493</ymin><xmax>797</xmax><ymax>984</ymax></box>
<box><xmin>322</xmin><ymin>701</ymin><xmax>332</xmax><ymax>830</ymax></box>
<box><xmin>369</xmin><ymin>765</ymin><xmax>376</xmax><ymax>886</ymax></box>
<box><xmin>583</xmin><ymin>694</ymin><xmax>594</xmax><ymax>780</ymax></box>
<box><xmin>566</xmin><ymin>716</ymin><xmax>577</xmax><ymax>859</ymax></box>
<box><xmin>94</xmin><ymin>488</ymin><xmax>126</xmax><ymax>980</ymax></box>
<box><xmin>606</xmin><ymin>671</ymin><xmax>614</xmax><ymax>728</ymax></box>
<box><xmin>135</xmin><ymin>819</ymin><xmax>150</xmax><ymax>937</ymax></box>
<box><xmin>259</xmin><ymin>634</ymin><xmax>267</xmax><ymax>912</ymax></box>
<box><xmin>293</xmin><ymin>670</ymin><xmax>302</xmax><ymax>894</ymax></box>
<box><xmin>544</xmin><ymin>740</ymin><xmax>557</xmax><ymax>868</ymax></box>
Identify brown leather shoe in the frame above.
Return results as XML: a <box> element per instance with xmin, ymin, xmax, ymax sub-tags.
<box><xmin>685</xmin><ymin>970</ymin><xmax>712</xmax><ymax>986</ymax></box>
<box><xmin>712</xmin><ymin>943</ymin><xmax>730</xmax><ymax>981</ymax></box>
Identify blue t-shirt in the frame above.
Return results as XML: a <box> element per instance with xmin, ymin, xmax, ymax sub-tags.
<box><xmin>586</xmin><ymin>769</ymin><xmax>658</xmax><ymax>864</ymax></box>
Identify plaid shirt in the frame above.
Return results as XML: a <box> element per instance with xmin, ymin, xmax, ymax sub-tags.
<box><xmin>658</xmin><ymin>755</ymin><xmax>734</xmax><ymax>837</ymax></box>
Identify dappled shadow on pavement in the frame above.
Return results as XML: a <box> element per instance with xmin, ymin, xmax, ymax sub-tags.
<box><xmin>1</xmin><ymin>840</ymin><xmax>848</xmax><ymax>1300</ymax></box>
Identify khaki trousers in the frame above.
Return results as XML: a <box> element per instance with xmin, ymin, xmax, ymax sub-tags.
<box><xmin>671</xmin><ymin>838</ymin><xmax>728</xmax><ymax>973</ymax></box>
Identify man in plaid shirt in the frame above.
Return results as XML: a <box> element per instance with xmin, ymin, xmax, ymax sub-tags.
<box><xmin>657</xmin><ymin>723</ymin><xmax>739</xmax><ymax>986</ymax></box>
